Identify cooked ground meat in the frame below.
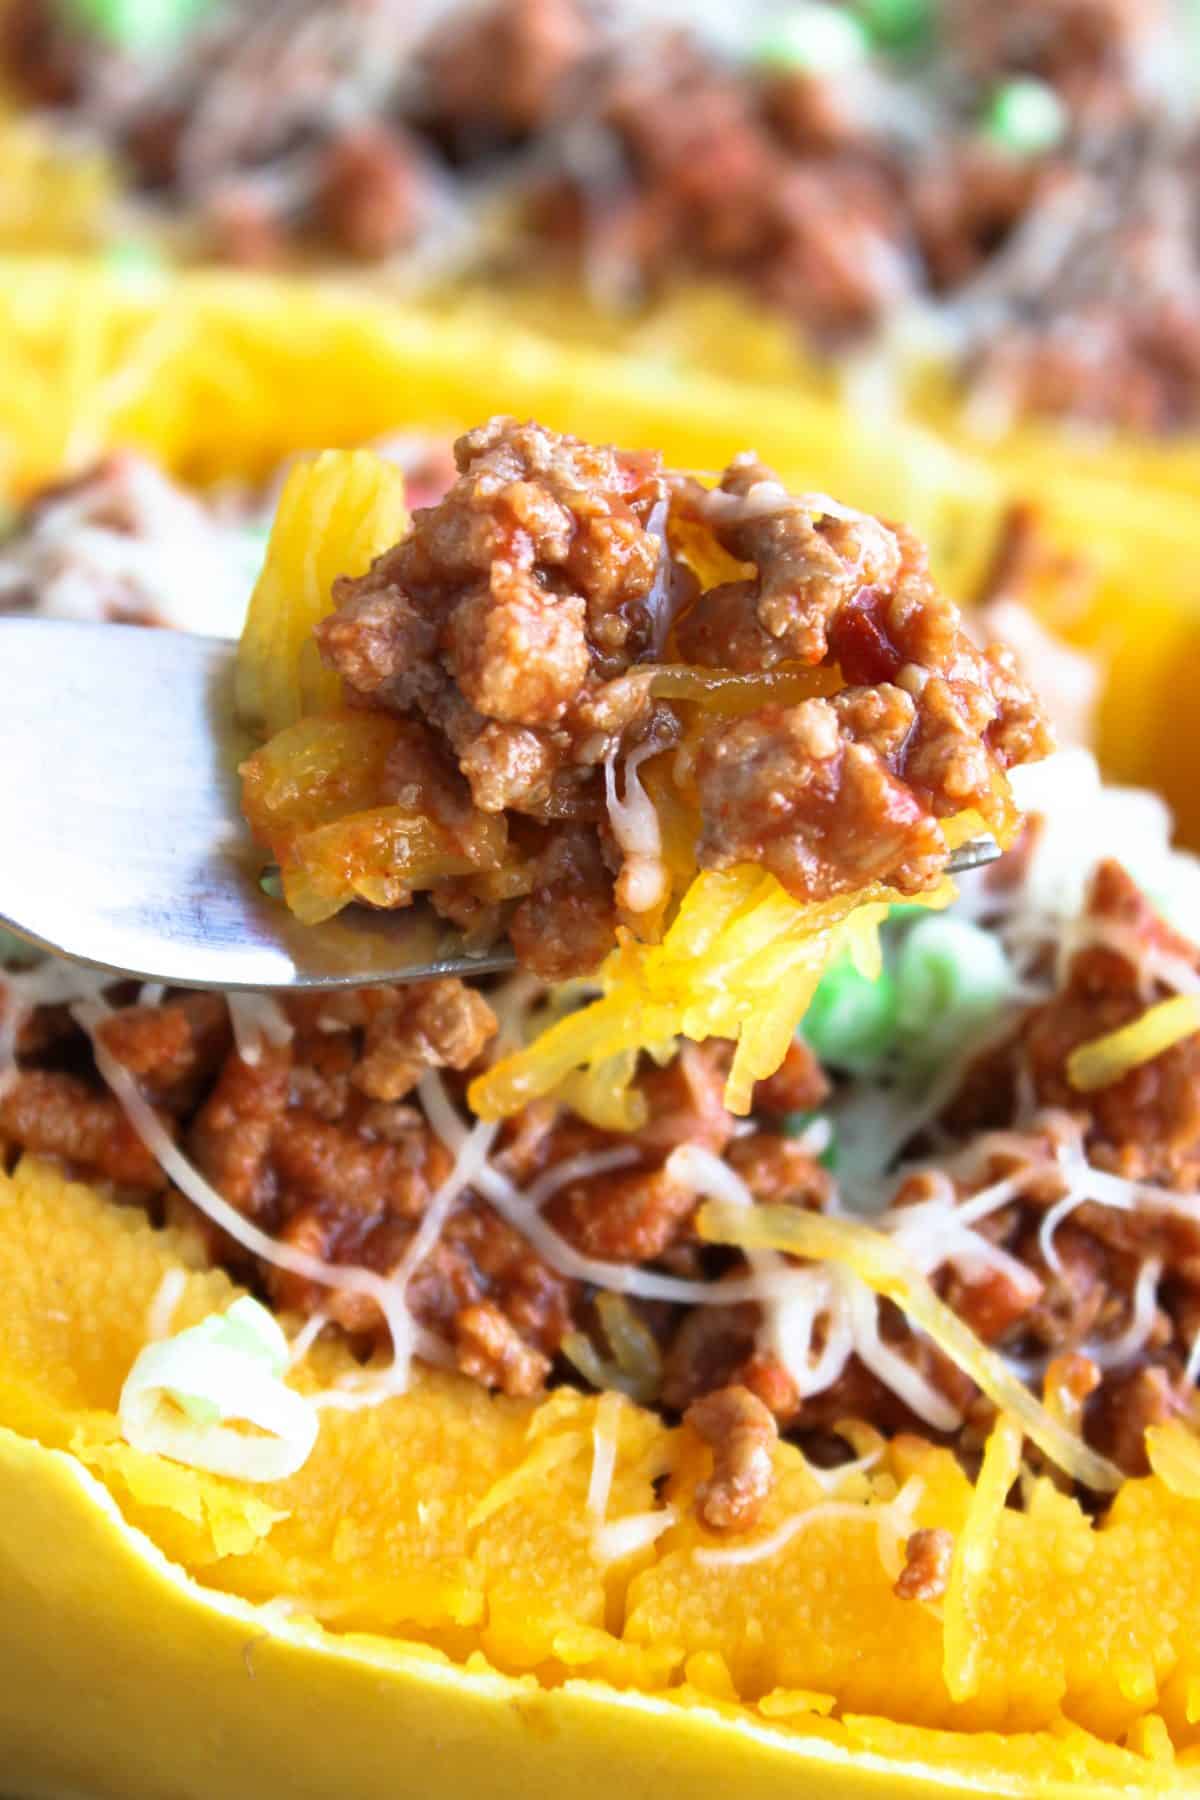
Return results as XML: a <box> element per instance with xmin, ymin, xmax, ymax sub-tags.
<box><xmin>894</xmin><ymin>1527</ymin><xmax>955</xmax><ymax>1602</ymax></box>
<box><xmin>946</xmin><ymin>0</ymin><xmax>1172</xmax><ymax>123</ymax></box>
<box><xmin>686</xmin><ymin>1383</ymin><xmax>779</xmax><ymax>1532</ymax></box>
<box><xmin>315</xmin><ymin>125</ymin><xmax>426</xmax><ymax>263</ymax></box>
<box><xmin>96</xmin><ymin>994</ymin><xmax>231</xmax><ymax>1105</ymax></box>
<box><xmin>911</xmin><ymin>139</ymin><xmax>1059</xmax><ymax>293</ymax></box>
<box><xmin>1087</xmin><ymin>1365</ymin><xmax>1186</xmax><ymax>1476</ymax></box>
<box><xmin>551</xmin><ymin>36</ymin><xmax>908</xmax><ymax>344</ymax></box>
<box><xmin>947</xmin><ymin>860</ymin><xmax>1200</xmax><ymax>1188</ymax></box>
<box><xmin>454</xmin><ymin>1300</ymin><xmax>551</xmax><ymax>1396</ymax></box>
<box><xmin>652</xmin><ymin>862</ymin><xmax>1200</xmax><ymax>1480</ymax></box>
<box><xmin>421</xmin><ymin>0</ymin><xmax>597</xmax><ymax>145</ymax></box>
<box><xmin>0</xmin><ymin>1068</ymin><xmax>166</xmax><ymax>1190</ymax></box>
<box><xmin>0</xmin><ymin>973</ymin><xmax>813</xmax><ymax>1404</ymax></box>
<box><xmin>297</xmin><ymin>417</ymin><xmax>1050</xmax><ymax>972</ymax></box>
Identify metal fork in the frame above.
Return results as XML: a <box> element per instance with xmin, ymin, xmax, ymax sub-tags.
<box><xmin>0</xmin><ymin>618</ymin><xmax>1000</xmax><ymax>991</ymax></box>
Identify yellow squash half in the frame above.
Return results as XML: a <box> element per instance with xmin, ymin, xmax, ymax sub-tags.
<box><xmin>6</xmin><ymin>1155</ymin><xmax>1200</xmax><ymax>1797</ymax></box>
<box><xmin>4</xmin><ymin>261</ymin><xmax>1200</xmax><ymax>1796</ymax></box>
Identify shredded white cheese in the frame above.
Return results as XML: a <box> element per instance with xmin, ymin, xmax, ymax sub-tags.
<box><xmin>144</xmin><ymin>1267</ymin><xmax>188</xmax><ymax>1342</ymax></box>
<box><xmin>1089</xmin><ymin>1259</ymin><xmax>1163</xmax><ymax>1370</ymax></box>
<box><xmin>695</xmin><ymin>1474</ymin><xmax>924</xmax><ymax>1572</ymax></box>
<box><xmin>593</xmin><ymin>1507</ymin><xmax>677</xmax><ymax>1564</ymax></box>
<box><xmin>0</xmin><ymin>958</ymin><xmax>108</xmax><ymax>1098</ymax></box>
<box><xmin>587</xmin><ymin>1390</ymin><xmax>623</xmax><ymax>1523</ymax></box>
<box><xmin>226</xmin><ymin>991</ymin><xmax>295</xmax><ymax>1066</ymax></box>
<box><xmin>75</xmin><ymin>996</ymin><xmax>439</xmax><ymax>1404</ymax></box>
<box><xmin>605</xmin><ymin>742</ymin><xmax>667</xmax><ymax>916</ymax></box>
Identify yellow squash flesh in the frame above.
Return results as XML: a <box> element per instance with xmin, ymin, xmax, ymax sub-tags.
<box><xmin>4</xmin><ymin>1153</ymin><xmax>1200</xmax><ymax>1796</ymax></box>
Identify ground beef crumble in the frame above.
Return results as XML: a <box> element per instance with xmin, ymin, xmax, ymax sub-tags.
<box><xmin>894</xmin><ymin>1527</ymin><xmax>955</xmax><ymax>1602</ymax></box>
<box><xmin>293</xmin><ymin>416</ymin><xmax>1051</xmax><ymax>972</ymax></box>
<box><xmin>686</xmin><ymin>1383</ymin><xmax>779</xmax><ymax>1533</ymax></box>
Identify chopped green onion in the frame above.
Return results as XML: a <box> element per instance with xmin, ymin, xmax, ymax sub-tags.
<box><xmin>802</xmin><ymin>958</ymin><xmax>898</xmax><ymax>1071</ymax></box>
<box><xmin>854</xmin><ymin>0</ymin><xmax>932</xmax><ymax>54</ymax></box>
<box><xmin>190</xmin><ymin>1294</ymin><xmax>290</xmax><ymax>1375</ymax></box>
<box><xmin>119</xmin><ymin>1296</ymin><xmax>317</xmax><ymax>1482</ymax></box>
<box><xmin>981</xmin><ymin>77</ymin><xmax>1068</xmax><ymax>157</ymax></box>
<box><xmin>63</xmin><ymin>0</ymin><xmax>213</xmax><ymax>51</ymax></box>
<box><xmin>753</xmin><ymin>3</ymin><xmax>869</xmax><ymax>75</ymax></box>
<box><xmin>892</xmin><ymin>915</ymin><xmax>1013</xmax><ymax>1064</ymax></box>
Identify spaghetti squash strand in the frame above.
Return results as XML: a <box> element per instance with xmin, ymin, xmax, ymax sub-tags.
<box><xmin>1067</xmin><ymin>994</ymin><xmax>1200</xmax><ymax>1093</ymax></box>
<box><xmin>469</xmin><ymin>872</ymin><xmax>956</xmax><ymax>1122</ymax></box>
<box><xmin>942</xmin><ymin>1412</ymin><xmax>1024</xmax><ymax>1703</ymax></box>
<box><xmin>236</xmin><ymin>450</ymin><xmax>408</xmax><ymax>737</ymax></box>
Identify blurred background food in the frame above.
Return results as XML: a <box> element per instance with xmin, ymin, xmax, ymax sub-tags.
<box><xmin>4</xmin><ymin>0</ymin><xmax>1200</xmax><ymax>436</ymax></box>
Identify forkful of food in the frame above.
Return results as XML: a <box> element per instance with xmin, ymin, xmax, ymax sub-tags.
<box><xmin>0</xmin><ymin>422</ymin><xmax>1049</xmax><ymax>1109</ymax></box>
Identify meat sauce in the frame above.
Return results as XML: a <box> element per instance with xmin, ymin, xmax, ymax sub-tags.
<box><xmin>250</xmin><ymin>416</ymin><xmax>1049</xmax><ymax>978</ymax></box>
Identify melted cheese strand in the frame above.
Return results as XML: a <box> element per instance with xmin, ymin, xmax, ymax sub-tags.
<box><xmin>696</xmin><ymin>1200</ymin><xmax>1124</xmax><ymax>1492</ymax></box>
<box><xmin>669</xmin><ymin>1144</ymin><xmax>1022</xmax><ymax>1431</ymax></box>
<box><xmin>593</xmin><ymin>1508</ymin><xmax>677</xmax><ymax>1565</ymax></box>
<box><xmin>587</xmin><ymin>1390</ymin><xmax>624</xmax><ymax>1523</ymax></box>
<box><xmin>419</xmin><ymin>1072</ymin><xmax>779</xmax><ymax>1307</ymax></box>
<box><xmin>144</xmin><ymin>1267</ymin><xmax>188</xmax><ymax>1342</ymax></box>
<box><xmin>695</xmin><ymin>1474</ymin><xmax>924</xmax><ymax>1572</ymax></box>
<box><xmin>226</xmin><ymin>991</ymin><xmax>294</xmax><ymax>1066</ymax></box>
<box><xmin>0</xmin><ymin>959</ymin><xmax>108</xmax><ymax>1097</ymax></box>
<box><xmin>605</xmin><ymin>742</ymin><xmax>668</xmax><ymax>916</ymax></box>
<box><xmin>1090</xmin><ymin>1259</ymin><xmax>1163</xmax><ymax>1370</ymax></box>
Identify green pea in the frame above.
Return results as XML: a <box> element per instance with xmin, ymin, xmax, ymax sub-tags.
<box><xmin>803</xmin><ymin>959</ymin><xmax>899</xmax><ymax>1071</ymax></box>
<box><xmin>753</xmin><ymin>3</ymin><xmax>869</xmax><ymax>76</ymax></box>
<box><xmin>64</xmin><ymin>0</ymin><xmax>213</xmax><ymax>52</ymax></box>
<box><xmin>854</xmin><ymin>0</ymin><xmax>932</xmax><ymax>54</ymax></box>
<box><xmin>892</xmin><ymin>915</ymin><xmax>1012</xmax><ymax>1063</ymax></box>
<box><xmin>981</xmin><ymin>77</ymin><xmax>1068</xmax><ymax>157</ymax></box>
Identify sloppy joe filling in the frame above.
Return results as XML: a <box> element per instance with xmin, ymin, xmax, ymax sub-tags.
<box><xmin>243</xmin><ymin>415</ymin><xmax>1050</xmax><ymax>982</ymax></box>
<box><xmin>4</xmin><ymin>439</ymin><xmax>1198</xmax><ymax>1533</ymax></box>
<box><xmin>5</xmin><ymin>841</ymin><xmax>1200</xmax><ymax>1527</ymax></box>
